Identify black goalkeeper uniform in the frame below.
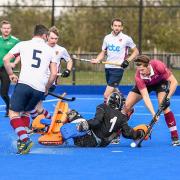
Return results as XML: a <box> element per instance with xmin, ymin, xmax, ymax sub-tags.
<box><xmin>74</xmin><ymin>103</ymin><xmax>140</xmax><ymax>147</ymax></box>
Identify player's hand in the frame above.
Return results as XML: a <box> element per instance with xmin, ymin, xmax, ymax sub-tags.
<box><xmin>61</xmin><ymin>69</ymin><xmax>71</xmax><ymax>78</ymax></box>
<box><xmin>160</xmin><ymin>97</ymin><xmax>170</xmax><ymax>110</ymax></box>
<box><xmin>9</xmin><ymin>74</ymin><xmax>18</xmax><ymax>83</ymax></box>
<box><xmin>153</xmin><ymin>114</ymin><xmax>159</xmax><ymax>123</ymax></box>
<box><xmin>91</xmin><ymin>59</ymin><xmax>100</xmax><ymax>64</ymax></box>
<box><xmin>77</xmin><ymin>121</ymin><xmax>89</xmax><ymax>131</ymax></box>
<box><xmin>121</xmin><ymin>59</ymin><xmax>129</xmax><ymax>69</ymax></box>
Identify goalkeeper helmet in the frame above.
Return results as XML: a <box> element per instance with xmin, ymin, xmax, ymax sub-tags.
<box><xmin>67</xmin><ymin>109</ymin><xmax>83</xmax><ymax>122</ymax></box>
<box><xmin>106</xmin><ymin>92</ymin><xmax>124</xmax><ymax>110</ymax></box>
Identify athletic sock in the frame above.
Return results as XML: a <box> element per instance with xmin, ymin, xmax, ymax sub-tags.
<box><xmin>21</xmin><ymin>113</ymin><xmax>30</xmax><ymax>128</ymax></box>
<box><xmin>164</xmin><ymin>111</ymin><xmax>179</xmax><ymax>140</ymax></box>
<box><xmin>42</xmin><ymin>109</ymin><xmax>51</xmax><ymax>119</ymax></box>
<box><xmin>30</xmin><ymin>109</ymin><xmax>39</xmax><ymax>119</ymax></box>
<box><xmin>10</xmin><ymin>117</ymin><xmax>28</xmax><ymax>142</ymax></box>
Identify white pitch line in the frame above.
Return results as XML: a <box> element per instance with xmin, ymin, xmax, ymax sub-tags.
<box><xmin>112</xmin><ymin>150</ymin><xmax>123</xmax><ymax>153</ymax></box>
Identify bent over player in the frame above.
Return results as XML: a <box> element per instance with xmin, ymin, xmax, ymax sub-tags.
<box><xmin>3</xmin><ymin>24</ymin><xmax>57</xmax><ymax>154</ymax></box>
<box><xmin>123</xmin><ymin>55</ymin><xmax>180</xmax><ymax>146</ymax></box>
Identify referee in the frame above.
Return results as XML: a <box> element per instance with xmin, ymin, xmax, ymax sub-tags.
<box><xmin>0</xmin><ymin>20</ymin><xmax>20</xmax><ymax>117</ymax></box>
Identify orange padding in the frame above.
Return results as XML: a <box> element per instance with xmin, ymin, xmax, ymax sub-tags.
<box><xmin>133</xmin><ymin>124</ymin><xmax>149</xmax><ymax>140</ymax></box>
<box><xmin>38</xmin><ymin>100</ymin><xmax>69</xmax><ymax>145</ymax></box>
<box><xmin>32</xmin><ymin>114</ymin><xmax>46</xmax><ymax>129</ymax></box>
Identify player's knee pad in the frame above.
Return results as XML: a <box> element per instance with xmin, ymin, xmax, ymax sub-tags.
<box><xmin>133</xmin><ymin>124</ymin><xmax>149</xmax><ymax>140</ymax></box>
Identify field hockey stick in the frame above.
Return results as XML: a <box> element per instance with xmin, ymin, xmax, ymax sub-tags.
<box><xmin>101</xmin><ymin>61</ymin><xmax>122</xmax><ymax>66</ymax></box>
<box><xmin>72</xmin><ymin>56</ymin><xmax>91</xmax><ymax>62</ymax></box>
<box><xmin>72</xmin><ymin>56</ymin><xmax>123</xmax><ymax>67</ymax></box>
<box><xmin>48</xmin><ymin>91</ymin><xmax>76</xmax><ymax>101</ymax></box>
<box><xmin>134</xmin><ymin>82</ymin><xmax>170</xmax><ymax>148</ymax></box>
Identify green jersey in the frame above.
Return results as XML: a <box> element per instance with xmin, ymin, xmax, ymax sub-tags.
<box><xmin>0</xmin><ymin>35</ymin><xmax>20</xmax><ymax>67</ymax></box>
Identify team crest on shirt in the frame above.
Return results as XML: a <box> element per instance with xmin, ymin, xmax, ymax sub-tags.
<box><xmin>119</xmin><ymin>39</ymin><xmax>122</xmax><ymax>42</ymax></box>
<box><xmin>55</xmin><ymin>51</ymin><xmax>59</xmax><ymax>55</ymax></box>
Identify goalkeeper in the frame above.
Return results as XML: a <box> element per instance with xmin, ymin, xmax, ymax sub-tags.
<box><xmin>60</xmin><ymin>92</ymin><xmax>147</xmax><ymax>147</ymax></box>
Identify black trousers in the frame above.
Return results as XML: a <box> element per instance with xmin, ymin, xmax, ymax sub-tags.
<box><xmin>0</xmin><ymin>66</ymin><xmax>10</xmax><ymax>111</ymax></box>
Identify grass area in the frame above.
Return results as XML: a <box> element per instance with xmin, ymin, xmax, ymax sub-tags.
<box><xmin>58</xmin><ymin>69</ymin><xmax>180</xmax><ymax>85</ymax></box>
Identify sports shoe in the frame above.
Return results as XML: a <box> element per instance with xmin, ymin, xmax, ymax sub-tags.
<box><xmin>17</xmin><ymin>139</ymin><xmax>34</xmax><ymax>154</ymax></box>
<box><xmin>172</xmin><ymin>137</ymin><xmax>180</xmax><ymax>146</ymax></box>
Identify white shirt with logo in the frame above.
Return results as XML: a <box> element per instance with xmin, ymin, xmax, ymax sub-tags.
<box><xmin>51</xmin><ymin>44</ymin><xmax>71</xmax><ymax>69</ymax></box>
<box><xmin>102</xmin><ymin>32</ymin><xmax>136</xmax><ymax>68</ymax></box>
<box><xmin>9</xmin><ymin>37</ymin><xmax>57</xmax><ymax>92</ymax></box>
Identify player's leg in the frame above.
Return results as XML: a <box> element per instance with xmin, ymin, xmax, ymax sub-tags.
<box><xmin>0</xmin><ymin>67</ymin><xmax>11</xmax><ymax>117</ymax></box>
<box><xmin>30</xmin><ymin>101</ymin><xmax>51</xmax><ymax>119</ymax></box>
<box><xmin>122</xmin><ymin>86</ymin><xmax>142</xmax><ymax>118</ymax></box>
<box><xmin>30</xmin><ymin>101</ymin><xmax>51</xmax><ymax>120</ymax></box>
<box><xmin>157</xmin><ymin>91</ymin><xmax>180</xmax><ymax>146</ymax></box>
<box><xmin>10</xmin><ymin>84</ymin><xmax>44</xmax><ymax>154</ymax></box>
<box><xmin>21</xmin><ymin>112</ymin><xmax>30</xmax><ymax>130</ymax></box>
<box><xmin>104</xmin><ymin>68</ymin><xmax>124</xmax><ymax>103</ymax></box>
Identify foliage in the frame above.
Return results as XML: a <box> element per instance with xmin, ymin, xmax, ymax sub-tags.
<box><xmin>0</xmin><ymin>0</ymin><xmax>179</xmax><ymax>52</ymax></box>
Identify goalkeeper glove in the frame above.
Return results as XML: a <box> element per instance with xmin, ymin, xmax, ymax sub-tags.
<box><xmin>121</xmin><ymin>59</ymin><xmax>129</xmax><ymax>69</ymax></box>
<box><xmin>61</xmin><ymin>69</ymin><xmax>71</xmax><ymax>77</ymax></box>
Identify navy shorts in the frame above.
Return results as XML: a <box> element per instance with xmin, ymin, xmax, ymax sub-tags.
<box><xmin>131</xmin><ymin>80</ymin><xmax>169</xmax><ymax>95</ymax></box>
<box><xmin>105</xmin><ymin>68</ymin><xmax>124</xmax><ymax>87</ymax></box>
<box><xmin>10</xmin><ymin>83</ymin><xmax>45</xmax><ymax>112</ymax></box>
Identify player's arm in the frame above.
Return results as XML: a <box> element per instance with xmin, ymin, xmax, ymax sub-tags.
<box><xmin>91</xmin><ymin>50</ymin><xmax>106</xmax><ymax>64</ymax></box>
<box><xmin>88</xmin><ymin>106</ymin><xmax>105</xmax><ymax>128</ymax></box>
<box><xmin>10</xmin><ymin>55</ymin><xmax>21</xmax><ymax>68</ymax></box>
<box><xmin>128</xmin><ymin>47</ymin><xmax>139</xmax><ymax>62</ymax></box>
<box><xmin>140</xmin><ymin>88</ymin><xmax>156</xmax><ymax>117</ymax></box>
<box><xmin>3</xmin><ymin>53</ymin><xmax>18</xmax><ymax>83</ymax></box>
<box><xmin>121</xmin><ymin>47</ymin><xmax>139</xmax><ymax>69</ymax></box>
<box><xmin>61</xmin><ymin>58</ymin><xmax>73</xmax><ymax>78</ymax></box>
<box><xmin>45</xmin><ymin>62</ymin><xmax>57</xmax><ymax>94</ymax></box>
<box><xmin>166</xmin><ymin>75</ymin><xmax>177</xmax><ymax>99</ymax></box>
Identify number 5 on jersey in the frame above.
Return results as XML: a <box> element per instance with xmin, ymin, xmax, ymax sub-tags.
<box><xmin>32</xmin><ymin>49</ymin><xmax>42</xmax><ymax>68</ymax></box>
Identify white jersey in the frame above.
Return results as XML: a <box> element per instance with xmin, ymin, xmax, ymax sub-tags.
<box><xmin>9</xmin><ymin>37</ymin><xmax>57</xmax><ymax>92</ymax></box>
<box><xmin>102</xmin><ymin>32</ymin><xmax>136</xmax><ymax>68</ymax></box>
<box><xmin>46</xmin><ymin>44</ymin><xmax>71</xmax><ymax>79</ymax></box>
<box><xmin>52</xmin><ymin>44</ymin><xmax>71</xmax><ymax>68</ymax></box>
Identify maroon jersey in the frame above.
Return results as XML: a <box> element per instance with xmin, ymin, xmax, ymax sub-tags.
<box><xmin>135</xmin><ymin>60</ymin><xmax>171</xmax><ymax>90</ymax></box>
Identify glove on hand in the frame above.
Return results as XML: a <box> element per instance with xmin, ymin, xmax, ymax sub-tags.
<box><xmin>121</xmin><ymin>60</ymin><xmax>129</xmax><ymax>69</ymax></box>
<box><xmin>61</xmin><ymin>69</ymin><xmax>71</xmax><ymax>77</ymax></box>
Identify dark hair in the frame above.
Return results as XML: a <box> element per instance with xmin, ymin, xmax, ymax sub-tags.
<box><xmin>34</xmin><ymin>24</ymin><xmax>48</xmax><ymax>36</ymax></box>
<box><xmin>111</xmin><ymin>18</ymin><xmax>123</xmax><ymax>26</ymax></box>
<box><xmin>134</xmin><ymin>55</ymin><xmax>150</xmax><ymax>67</ymax></box>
